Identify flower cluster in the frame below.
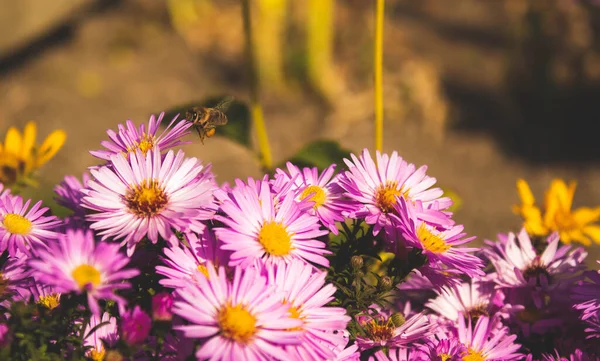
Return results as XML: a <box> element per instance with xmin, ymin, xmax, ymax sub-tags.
<box><xmin>0</xmin><ymin>112</ymin><xmax>598</xmax><ymax>361</ymax></box>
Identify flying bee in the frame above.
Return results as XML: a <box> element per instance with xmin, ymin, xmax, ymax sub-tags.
<box><xmin>185</xmin><ymin>96</ymin><xmax>234</xmax><ymax>144</ymax></box>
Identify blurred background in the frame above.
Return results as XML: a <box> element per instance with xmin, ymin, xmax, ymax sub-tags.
<box><xmin>1</xmin><ymin>0</ymin><xmax>600</xmax><ymax>248</ymax></box>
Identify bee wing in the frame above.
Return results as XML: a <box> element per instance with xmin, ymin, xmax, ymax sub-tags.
<box><xmin>214</xmin><ymin>96</ymin><xmax>235</xmax><ymax>112</ymax></box>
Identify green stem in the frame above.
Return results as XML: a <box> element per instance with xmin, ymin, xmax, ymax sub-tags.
<box><xmin>242</xmin><ymin>0</ymin><xmax>273</xmax><ymax>170</ymax></box>
<box><xmin>374</xmin><ymin>0</ymin><xmax>385</xmax><ymax>152</ymax></box>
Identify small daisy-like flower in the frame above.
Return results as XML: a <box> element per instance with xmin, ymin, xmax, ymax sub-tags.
<box><xmin>29</xmin><ymin>280</ymin><xmax>61</xmax><ymax>310</ymax></box>
<box><xmin>513</xmin><ymin>178</ymin><xmax>600</xmax><ymax>246</ymax></box>
<box><xmin>82</xmin><ymin>147</ymin><xmax>216</xmax><ymax>256</ymax></box>
<box><xmin>173</xmin><ymin>264</ymin><xmax>303</xmax><ymax>361</ymax></box>
<box><xmin>215</xmin><ymin>177</ymin><xmax>330</xmax><ymax>268</ymax></box>
<box><xmin>120</xmin><ymin>305</ymin><xmax>152</xmax><ymax>345</ymax></box>
<box><xmin>266</xmin><ymin>260</ymin><xmax>351</xmax><ymax>361</ymax></box>
<box><xmin>457</xmin><ymin>316</ymin><xmax>522</xmax><ymax>361</ymax></box>
<box><xmin>420</xmin><ymin>338</ymin><xmax>467</xmax><ymax>361</ymax></box>
<box><xmin>338</xmin><ymin>149</ymin><xmax>453</xmax><ymax>234</ymax></box>
<box><xmin>28</xmin><ymin>228</ymin><xmax>139</xmax><ymax>315</ymax></box>
<box><xmin>355</xmin><ymin>306</ymin><xmax>432</xmax><ymax>351</ymax></box>
<box><xmin>90</xmin><ymin>112</ymin><xmax>191</xmax><ymax>161</ymax></box>
<box><xmin>0</xmin><ymin>194</ymin><xmax>61</xmax><ymax>256</ymax></box>
<box><xmin>272</xmin><ymin>162</ymin><xmax>350</xmax><ymax>234</ymax></box>
<box><xmin>426</xmin><ymin>280</ymin><xmax>508</xmax><ymax>326</ymax></box>
<box><xmin>156</xmin><ymin>228</ymin><xmax>228</xmax><ymax>288</ymax></box>
<box><xmin>0</xmin><ymin>255</ymin><xmax>31</xmax><ymax>302</ymax></box>
<box><xmin>484</xmin><ymin>229</ymin><xmax>587</xmax><ymax>290</ymax></box>
<box><xmin>392</xmin><ymin>197</ymin><xmax>484</xmax><ymax>280</ymax></box>
<box><xmin>84</xmin><ymin>312</ymin><xmax>118</xmax><ymax>361</ymax></box>
<box><xmin>54</xmin><ymin>172</ymin><xmax>90</xmax><ymax>228</ymax></box>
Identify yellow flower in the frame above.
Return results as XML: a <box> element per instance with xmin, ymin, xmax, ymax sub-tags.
<box><xmin>513</xmin><ymin>178</ymin><xmax>600</xmax><ymax>246</ymax></box>
<box><xmin>0</xmin><ymin>121</ymin><xmax>66</xmax><ymax>187</ymax></box>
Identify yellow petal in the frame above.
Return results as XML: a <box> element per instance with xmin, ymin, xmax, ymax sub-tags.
<box><xmin>36</xmin><ymin>129</ymin><xmax>66</xmax><ymax>167</ymax></box>
<box><xmin>20</xmin><ymin>122</ymin><xmax>37</xmax><ymax>160</ymax></box>
<box><xmin>565</xmin><ymin>229</ymin><xmax>591</xmax><ymax>247</ymax></box>
<box><xmin>4</xmin><ymin>127</ymin><xmax>22</xmax><ymax>155</ymax></box>
<box><xmin>516</xmin><ymin>179</ymin><xmax>536</xmax><ymax>206</ymax></box>
<box><xmin>572</xmin><ymin>207</ymin><xmax>600</xmax><ymax>226</ymax></box>
<box><xmin>583</xmin><ymin>225</ymin><xmax>600</xmax><ymax>246</ymax></box>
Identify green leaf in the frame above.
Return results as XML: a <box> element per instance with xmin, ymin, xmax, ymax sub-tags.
<box><xmin>161</xmin><ymin>95</ymin><xmax>252</xmax><ymax>148</ymax></box>
<box><xmin>284</xmin><ymin>140</ymin><xmax>352</xmax><ymax>172</ymax></box>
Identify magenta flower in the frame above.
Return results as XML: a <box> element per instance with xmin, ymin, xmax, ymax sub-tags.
<box><xmin>392</xmin><ymin>196</ymin><xmax>484</xmax><ymax>280</ymax></box>
<box><xmin>151</xmin><ymin>291</ymin><xmax>173</xmax><ymax>321</ymax></box>
<box><xmin>214</xmin><ymin>178</ymin><xmax>330</xmax><ymax>268</ymax></box>
<box><xmin>355</xmin><ymin>306</ymin><xmax>432</xmax><ymax>351</ymax></box>
<box><xmin>420</xmin><ymin>338</ymin><xmax>467</xmax><ymax>361</ymax></box>
<box><xmin>82</xmin><ymin>147</ymin><xmax>216</xmax><ymax>256</ymax></box>
<box><xmin>84</xmin><ymin>312</ymin><xmax>118</xmax><ymax>359</ymax></box>
<box><xmin>156</xmin><ymin>228</ymin><xmax>228</xmax><ymax>288</ymax></box>
<box><xmin>484</xmin><ymin>229</ymin><xmax>587</xmax><ymax>290</ymax></box>
<box><xmin>338</xmin><ymin>149</ymin><xmax>453</xmax><ymax>235</ymax></box>
<box><xmin>457</xmin><ymin>316</ymin><xmax>522</xmax><ymax>361</ymax></box>
<box><xmin>0</xmin><ymin>255</ymin><xmax>31</xmax><ymax>302</ymax></box>
<box><xmin>266</xmin><ymin>260</ymin><xmax>351</xmax><ymax>361</ymax></box>
<box><xmin>173</xmin><ymin>264</ymin><xmax>303</xmax><ymax>361</ymax></box>
<box><xmin>90</xmin><ymin>112</ymin><xmax>191</xmax><ymax>161</ymax></box>
<box><xmin>28</xmin><ymin>228</ymin><xmax>139</xmax><ymax>315</ymax></box>
<box><xmin>0</xmin><ymin>195</ymin><xmax>61</xmax><ymax>257</ymax></box>
<box><xmin>368</xmin><ymin>348</ymin><xmax>416</xmax><ymax>361</ymax></box>
<box><xmin>28</xmin><ymin>280</ymin><xmax>61</xmax><ymax>310</ymax></box>
<box><xmin>572</xmin><ymin>269</ymin><xmax>600</xmax><ymax>321</ymax></box>
<box><xmin>120</xmin><ymin>305</ymin><xmax>152</xmax><ymax>346</ymax></box>
<box><xmin>272</xmin><ymin>162</ymin><xmax>350</xmax><ymax>234</ymax></box>
<box><xmin>54</xmin><ymin>173</ymin><xmax>90</xmax><ymax>229</ymax></box>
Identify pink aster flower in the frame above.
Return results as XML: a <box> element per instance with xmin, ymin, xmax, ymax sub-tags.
<box><xmin>214</xmin><ymin>177</ymin><xmax>330</xmax><ymax>268</ymax></box>
<box><xmin>368</xmin><ymin>348</ymin><xmax>421</xmax><ymax>361</ymax></box>
<box><xmin>265</xmin><ymin>260</ymin><xmax>351</xmax><ymax>361</ymax></box>
<box><xmin>151</xmin><ymin>291</ymin><xmax>173</xmax><ymax>321</ymax></box>
<box><xmin>173</xmin><ymin>263</ymin><xmax>304</xmax><ymax>361</ymax></box>
<box><xmin>0</xmin><ymin>194</ymin><xmax>61</xmax><ymax>257</ymax></box>
<box><xmin>355</xmin><ymin>306</ymin><xmax>432</xmax><ymax>351</ymax></box>
<box><xmin>484</xmin><ymin>229</ymin><xmax>587</xmax><ymax>291</ymax></box>
<box><xmin>90</xmin><ymin>112</ymin><xmax>192</xmax><ymax>161</ymax></box>
<box><xmin>0</xmin><ymin>255</ymin><xmax>31</xmax><ymax>303</ymax></box>
<box><xmin>28</xmin><ymin>280</ymin><xmax>61</xmax><ymax>310</ymax></box>
<box><xmin>272</xmin><ymin>162</ymin><xmax>350</xmax><ymax>234</ymax></box>
<box><xmin>28</xmin><ymin>228</ymin><xmax>139</xmax><ymax>315</ymax></box>
<box><xmin>327</xmin><ymin>334</ymin><xmax>360</xmax><ymax>361</ymax></box>
<box><xmin>420</xmin><ymin>338</ymin><xmax>467</xmax><ymax>361</ymax></box>
<box><xmin>338</xmin><ymin>149</ymin><xmax>453</xmax><ymax>235</ymax></box>
<box><xmin>82</xmin><ymin>147</ymin><xmax>216</xmax><ymax>256</ymax></box>
<box><xmin>120</xmin><ymin>305</ymin><xmax>152</xmax><ymax>346</ymax></box>
<box><xmin>84</xmin><ymin>312</ymin><xmax>118</xmax><ymax>360</ymax></box>
<box><xmin>457</xmin><ymin>316</ymin><xmax>522</xmax><ymax>361</ymax></box>
<box><xmin>156</xmin><ymin>227</ymin><xmax>228</xmax><ymax>288</ymax></box>
<box><xmin>54</xmin><ymin>172</ymin><xmax>90</xmax><ymax>228</ymax></box>
<box><xmin>392</xmin><ymin>197</ymin><xmax>484</xmax><ymax>280</ymax></box>
<box><xmin>573</xmin><ymin>269</ymin><xmax>600</xmax><ymax>321</ymax></box>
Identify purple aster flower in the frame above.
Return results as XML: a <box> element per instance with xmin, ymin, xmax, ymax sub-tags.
<box><xmin>272</xmin><ymin>162</ymin><xmax>350</xmax><ymax>234</ymax></box>
<box><xmin>420</xmin><ymin>338</ymin><xmax>467</xmax><ymax>361</ymax></box>
<box><xmin>54</xmin><ymin>172</ymin><xmax>90</xmax><ymax>228</ymax></box>
<box><xmin>151</xmin><ymin>291</ymin><xmax>173</xmax><ymax>321</ymax></box>
<box><xmin>426</xmin><ymin>280</ymin><xmax>509</xmax><ymax>330</ymax></box>
<box><xmin>338</xmin><ymin>149</ymin><xmax>453</xmax><ymax>235</ymax></box>
<box><xmin>484</xmin><ymin>229</ymin><xmax>587</xmax><ymax>291</ymax></box>
<box><xmin>173</xmin><ymin>263</ymin><xmax>304</xmax><ymax>361</ymax></box>
<box><xmin>28</xmin><ymin>228</ymin><xmax>139</xmax><ymax>315</ymax></box>
<box><xmin>539</xmin><ymin>349</ymin><xmax>599</xmax><ymax>361</ymax></box>
<box><xmin>392</xmin><ymin>196</ymin><xmax>484</xmax><ymax>280</ymax></box>
<box><xmin>355</xmin><ymin>305</ymin><xmax>432</xmax><ymax>351</ymax></box>
<box><xmin>28</xmin><ymin>280</ymin><xmax>61</xmax><ymax>310</ymax></box>
<box><xmin>82</xmin><ymin>147</ymin><xmax>217</xmax><ymax>256</ymax></box>
<box><xmin>214</xmin><ymin>177</ymin><xmax>330</xmax><ymax>268</ymax></box>
<box><xmin>327</xmin><ymin>333</ymin><xmax>360</xmax><ymax>361</ymax></box>
<box><xmin>156</xmin><ymin>227</ymin><xmax>228</xmax><ymax>288</ymax></box>
<box><xmin>84</xmin><ymin>312</ymin><xmax>118</xmax><ymax>360</ymax></box>
<box><xmin>0</xmin><ymin>255</ymin><xmax>31</xmax><ymax>303</ymax></box>
<box><xmin>265</xmin><ymin>260</ymin><xmax>351</xmax><ymax>361</ymax></box>
<box><xmin>368</xmin><ymin>348</ymin><xmax>422</xmax><ymax>361</ymax></box>
<box><xmin>120</xmin><ymin>305</ymin><xmax>151</xmax><ymax>346</ymax></box>
<box><xmin>573</xmin><ymin>269</ymin><xmax>600</xmax><ymax>321</ymax></box>
<box><xmin>0</xmin><ymin>194</ymin><xmax>61</xmax><ymax>257</ymax></box>
<box><xmin>457</xmin><ymin>315</ymin><xmax>522</xmax><ymax>361</ymax></box>
<box><xmin>90</xmin><ymin>112</ymin><xmax>192</xmax><ymax>161</ymax></box>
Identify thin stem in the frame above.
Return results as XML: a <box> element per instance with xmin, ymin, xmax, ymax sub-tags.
<box><xmin>242</xmin><ymin>0</ymin><xmax>273</xmax><ymax>170</ymax></box>
<box><xmin>374</xmin><ymin>0</ymin><xmax>385</xmax><ymax>152</ymax></box>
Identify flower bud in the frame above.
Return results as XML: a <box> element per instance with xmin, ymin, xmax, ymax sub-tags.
<box><xmin>120</xmin><ymin>305</ymin><xmax>151</xmax><ymax>346</ymax></box>
<box><xmin>379</xmin><ymin>276</ymin><xmax>393</xmax><ymax>290</ymax></box>
<box><xmin>152</xmin><ymin>291</ymin><xmax>173</xmax><ymax>321</ymax></box>
<box><xmin>351</xmin><ymin>256</ymin><xmax>363</xmax><ymax>270</ymax></box>
<box><xmin>391</xmin><ymin>312</ymin><xmax>406</xmax><ymax>327</ymax></box>
<box><xmin>105</xmin><ymin>350</ymin><xmax>125</xmax><ymax>361</ymax></box>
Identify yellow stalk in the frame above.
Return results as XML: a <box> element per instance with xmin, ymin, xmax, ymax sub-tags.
<box><xmin>307</xmin><ymin>0</ymin><xmax>335</xmax><ymax>95</ymax></box>
<box><xmin>255</xmin><ymin>0</ymin><xmax>287</xmax><ymax>88</ymax></box>
<box><xmin>374</xmin><ymin>0</ymin><xmax>385</xmax><ymax>152</ymax></box>
<box><xmin>242</xmin><ymin>0</ymin><xmax>273</xmax><ymax>170</ymax></box>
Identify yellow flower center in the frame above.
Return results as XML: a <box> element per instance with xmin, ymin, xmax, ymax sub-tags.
<box><xmin>124</xmin><ymin>179</ymin><xmax>168</xmax><ymax>217</ymax></box>
<box><xmin>37</xmin><ymin>293</ymin><xmax>61</xmax><ymax>309</ymax></box>
<box><xmin>217</xmin><ymin>304</ymin><xmax>257</xmax><ymax>344</ymax></box>
<box><xmin>300</xmin><ymin>185</ymin><xmax>327</xmax><ymax>208</ymax></box>
<box><xmin>375</xmin><ymin>181</ymin><xmax>407</xmax><ymax>213</ymax></box>
<box><xmin>89</xmin><ymin>347</ymin><xmax>106</xmax><ymax>361</ymax></box>
<box><xmin>127</xmin><ymin>134</ymin><xmax>155</xmax><ymax>155</ymax></box>
<box><xmin>364</xmin><ymin>317</ymin><xmax>395</xmax><ymax>342</ymax></box>
<box><xmin>3</xmin><ymin>213</ymin><xmax>32</xmax><ymax>235</ymax></box>
<box><xmin>258</xmin><ymin>221</ymin><xmax>293</xmax><ymax>256</ymax></box>
<box><xmin>467</xmin><ymin>305</ymin><xmax>489</xmax><ymax>324</ymax></box>
<box><xmin>462</xmin><ymin>349</ymin><xmax>484</xmax><ymax>361</ymax></box>
<box><xmin>440</xmin><ymin>354</ymin><xmax>452</xmax><ymax>361</ymax></box>
<box><xmin>72</xmin><ymin>264</ymin><xmax>102</xmax><ymax>290</ymax></box>
<box><xmin>416</xmin><ymin>224</ymin><xmax>451</xmax><ymax>253</ymax></box>
<box><xmin>197</xmin><ymin>264</ymin><xmax>209</xmax><ymax>278</ymax></box>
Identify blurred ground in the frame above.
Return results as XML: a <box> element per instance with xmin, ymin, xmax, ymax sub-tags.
<box><xmin>1</xmin><ymin>0</ymin><xmax>600</xmax><ymax>264</ymax></box>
